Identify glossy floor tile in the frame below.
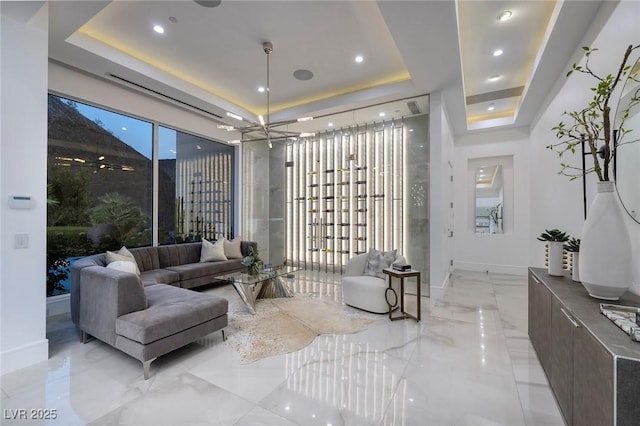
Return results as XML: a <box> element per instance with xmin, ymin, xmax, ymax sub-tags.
<box><xmin>1</xmin><ymin>270</ymin><xmax>563</xmax><ymax>425</ymax></box>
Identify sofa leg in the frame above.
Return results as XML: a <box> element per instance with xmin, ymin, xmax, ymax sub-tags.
<box><xmin>81</xmin><ymin>331</ymin><xmax>88</xmax><ymax>344</ymax></box>
<box><xmin>143</xmin><ymin>358</ymin><xmax>157</xmax><ymax>380</ymax></box>
<box><xmin>221</xmin><ymin>329</ymin><xmax>227</xmax><ymax>341</ymax></box>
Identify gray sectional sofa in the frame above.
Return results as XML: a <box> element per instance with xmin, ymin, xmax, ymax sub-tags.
<box><xmin>70</xmin><ymin>241</ymin><xmax>257</xmax><ymax>379</ymax></box>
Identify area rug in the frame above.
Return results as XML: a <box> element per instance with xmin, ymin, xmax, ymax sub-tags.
<box><xmin>225</xmin><ymin>293</ymin><xmax>381</xmax><ymax>363</ymax></box>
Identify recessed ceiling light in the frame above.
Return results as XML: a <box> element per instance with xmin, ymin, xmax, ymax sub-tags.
<box><xmin>488</xmin><ymin>105</ymin><xmax>495</xmax><ymax>111</ymax></box>
<box><xmin>328</xmin><ymin>122</ymin><xmax>334</xmax><ymax>127</ymax></box>
<box><xmin>258</xmin><ymin>86</ymin><xmax>265</xmax><ymax>93</ymax></box>
<box><xmin>497</xmin><ymin>10</ymin><xmax>513</xmax><ymax>21</ymax></box>
<box><xmin>226</xmin><ymin>112</ymin><xmax>243</xmax><ymax>121</ymax></box>
<box><xmin>379</xmin><ymin>112</ymin><xmax>386</xmax><ymax>117</ymax></box>
<box><xmin>168</xmin><ymin>16</ymin><xmax>178</xmax><ymax>24</ymax></box>
<box><xmin>488</xmin><ymin>74</ymin><xmax>501</xmax><ymax>81</ymax></box>
<box><xmin>409</xmin><ymin>128</ymin><xmax>414</xmax><ymax>132</ymax></box>
<box><xmin>153</xmin><ymin>25</ymin><xmax>165</xmax><ymax>34</ymax></box>
<box><xmin>355</xmin><ymin>55</ymin><xmax>364</xmax><ymax>63</ymax></box>
<box><xmin>493</xmin><ymin>49</ymin><xmax>503</xmax><ymax>57</ymax></box>
<box><xmin>121</xmin><ymin>127</ymin><xmax>127</xmax><ymax>131</ymax></box>
<box><xmin>297</xmin><ymin>117</ymin><xmax>314</xmax><ymax>122</ymax></box>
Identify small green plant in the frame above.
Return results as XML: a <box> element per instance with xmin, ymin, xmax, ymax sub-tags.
<box><xmin>241</xmin><ymin>247</ymin><xmax>263</xmax><ymax>275</ymax></box>
<box><xmin>564</xmin><ymin>237</ymin><xmax>581</xmax><ymax>252</ymax></box>
<box><xmin>537</xmin><ymin>229</ymin><xmax>570</xmax><ymax>242</ymax></box>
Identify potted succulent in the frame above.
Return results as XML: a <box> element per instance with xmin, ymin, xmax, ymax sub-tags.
<box><xmin>546</xmin><ymin>44</ymin><xmax>639</xmax><ymax>299</ymax></box>
<box><xmin>564</xmin><ymin>238</ymin><xmax>581</xmax><ymax>282</ymax></box>
<box><xmin>242</xmin><ymin>247</ymin><xmax>263</xmax><ymax>276</ymax></box>
<box><xmin>537</xmin><ymin>229</ymin><xmax>570</xmax><ymax>276</ymax></box>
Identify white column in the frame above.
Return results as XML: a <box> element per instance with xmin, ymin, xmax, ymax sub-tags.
<box><xmin>0</xmin><ymin>3</ymin><xmax>50</xmax><ymax>374</ymax></box>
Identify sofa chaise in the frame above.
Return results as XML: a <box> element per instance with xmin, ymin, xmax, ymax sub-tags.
<box><xmin>70</xmin><ymin>240</ymin><xmax>256</xmax><ymax>378</ymax></box>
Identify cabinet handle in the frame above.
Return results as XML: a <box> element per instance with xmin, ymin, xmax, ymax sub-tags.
<box><xmin>531</xmin><ymin>275</ymin><xmax>541</xmax><ymax>284</ymax></box>
<box><xmin>560</xmin><ymin>307</ymin><xmax>580</xmax><ymax>328</ymax></box>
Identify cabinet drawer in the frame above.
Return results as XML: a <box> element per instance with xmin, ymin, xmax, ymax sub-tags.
<box><xmin>550</xmin><ymin>297</ymin><xmax>577</xmax><ymax>425</ymax></box>
<box><xmin>529</xmin><ymin>271</ymin><xmax>552</xmax><ymax>373</ymax></box>
<box><xmin>573</xmin><ymin>325</ymin><xmax>613</xmax><ymax>426</ymax></box>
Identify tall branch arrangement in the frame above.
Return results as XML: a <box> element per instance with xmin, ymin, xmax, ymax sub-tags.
<box><xmin>548</xmin><ymin>44</ymin><xmax>639</xmax><ymax>181</ymax></box>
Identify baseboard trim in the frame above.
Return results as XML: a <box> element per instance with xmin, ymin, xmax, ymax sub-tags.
<box><xmin>454</xmin><ymin>261</ymin><xmax>527</xmax><ymax>276</ymax></box>
<box><xmin>0</xmin><ymin>339</ymin><xmax>48</xmax><ymax>375</ymax></box>
<box><xmin>46</xmin><ymin>293</ymin><xmax>70</xmax><ymax>317</ymax></box>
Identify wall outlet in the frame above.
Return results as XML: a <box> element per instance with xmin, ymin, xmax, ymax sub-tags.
<box><xmin>14</xmin><ymin>234</ymin><xmax>28</xmax><ymax>249</ymax></box>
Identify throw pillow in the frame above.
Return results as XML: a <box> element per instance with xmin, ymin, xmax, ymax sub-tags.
<box><xmin>200</xmin><ymin>238</ymin><xmax>228</xmax><ymax>262</ymax></box>
<box><xmin>363</xmin><ymin>248</ymin><xmax>398</xmax><ymax>279</ymax></box>
<box><xmin>106</xmin><ymin>260</ymin><xmax>139</xmax><ymax>275</ymax></box>
<box><xmin>106</xmin><ymin>246</ymin><xmax>141</xmax><ymax>275</ymax></box>
<box><xmin>224</xmin><ymin>237</ymin><xmax>243</xmax><ymax>259</ymax></box>
<box><xmin>105</xmin><ymin>260</ymin><xmax>147</xmax><ymax>309</ymax></box>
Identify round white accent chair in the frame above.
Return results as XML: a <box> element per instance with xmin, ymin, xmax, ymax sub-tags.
<box><xmin>342</xmin><ymin>253</ymin><xmax>405</xmax><ymax>313</ymax></box>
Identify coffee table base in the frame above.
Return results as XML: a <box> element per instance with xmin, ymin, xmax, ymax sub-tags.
<box><xmin>258</xmin><ymin>276</ymin><xmax>295</xmax><ymax>299</ymax></box>
<box><xmin>232</xmin><ymin>276</ymin><xmax>294</xmax><ymax>314</ymax></box>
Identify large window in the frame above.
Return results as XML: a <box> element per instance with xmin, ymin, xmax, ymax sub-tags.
<box><xmin>47</xmin><ymin>94</ymin><xmax>235</xmax><ymax>296</ymax></box>
<box><xmin>158</xmin><ymin>127</ymin><xmax>235</xmax><ymax>244</ymax></box>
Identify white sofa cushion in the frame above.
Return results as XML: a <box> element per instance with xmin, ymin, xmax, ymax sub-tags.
<box><xmin>200</xmin><ymin>238</ymin><xmax>228</xmax><ymax>262</ymax></box>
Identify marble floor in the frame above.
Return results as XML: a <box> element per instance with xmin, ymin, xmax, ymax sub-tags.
<box><xmin>1</xmin><ymin>270</ymin><xmax>564</xmax><ymax>425</ymax></box>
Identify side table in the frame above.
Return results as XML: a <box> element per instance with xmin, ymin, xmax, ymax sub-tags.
<box><xmin>383</xmin><ymin>268</ymin><xmax>421</xmax><ymax>322</ymax></box>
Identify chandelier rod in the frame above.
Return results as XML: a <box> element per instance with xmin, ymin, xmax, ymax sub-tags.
<box><xmin>263</xmin><ymin>41</ymin><xmax>273</xmax><ymax>148</ymax></box>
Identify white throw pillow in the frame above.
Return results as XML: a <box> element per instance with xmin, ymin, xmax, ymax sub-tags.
<box><xmin>200</xmin><ymin>238</ymin><xmax>228</xmax><ymax>262</ymax></box>
<box><xmin>106</xmin><ymin>260</ymin><xmax>139</xmax><ymax>275</ymax></box>
<box><xmin>106</xmin><ymin>246</ymin><xmax>141</xmax><ymax>275</ymax></box>
<box><xmin>224</xmin><ymin>237</ymin><xmax>243</xmax><ymax>259</ymax></box>
<box><xmin>363</xmin><ymin>248</ymin><xmax>397</xmax><ymax>279</ymax></box>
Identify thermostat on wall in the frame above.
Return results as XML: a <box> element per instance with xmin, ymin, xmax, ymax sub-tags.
<box><xmin>8</xmin><ymin>195</ymin><xmax>35</xmax><ymax>209</ymax></box>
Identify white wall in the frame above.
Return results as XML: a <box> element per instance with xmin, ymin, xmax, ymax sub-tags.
<box><xmin>49</xmin><ymin>62</ymin><xmax>238</xmax><ymax>144</ymax></box>
<box><xmin>453</xmin><ymin>128</ymin><xmax>531</xmax><ymax>275</ymax></box>
<box><xmin>529</xmin><ymin>0</ymin><xmax>640</xmax><ymax>293</ymax></box>
<box><xmin>1</xmin><ymin>3</ymin><xmax>49</xmax><ymax>374</ymax></box>
<box><xmin>429</xmin><ymin>92</ymin><xmax>455</xmax><ymax>288</ymax></box>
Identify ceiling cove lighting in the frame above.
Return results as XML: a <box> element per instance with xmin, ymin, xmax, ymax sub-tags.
<box><xmin>497</xmin><ymin>10</ymin><xmax>513</xmax><ymax>21</ymax></box>
<box><xmin>493</xmin><ymin>49</ymin><xmax>504</xmax><ymax>57</ymax></box>
<box><xmin>153</xmin><ymin>25</ymin><xmax>165</xmax><ymax>34</ymax></box>
<box><xmin>355</xmin><ymin>55</ymin><xmax>364</xmax><ymax>63</ymax></box>
<box><xmin>226</xmin><ymin>112</ymin><xmax>243</xmax><ymax>121</ymax></box>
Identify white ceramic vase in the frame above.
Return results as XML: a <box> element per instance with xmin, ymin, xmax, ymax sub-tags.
<box><xmin>572</xmin><ymin>252</ymin><xmax>580</xmax><ymax>282</ymax></box>
<box><xmin>548</xmin><ymin>241</ymin><xmax>564</xmax><ymax>277</ymax></box>
<box><xmin>579</xmin><ymin>181</ymin><xmax>633</xmax><ymax>300</ymax></box>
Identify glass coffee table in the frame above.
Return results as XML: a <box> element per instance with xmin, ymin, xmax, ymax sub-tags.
<box><xmin>214</xmin><ymin>266</ymin><xmax>301</xmax><ymax>314</ymax></box>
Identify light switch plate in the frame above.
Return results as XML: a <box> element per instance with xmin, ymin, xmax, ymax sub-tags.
<box><xmin>14</xmin><ymin>234</ymin><xmax>28</xmax><ymax>249</ymax></box>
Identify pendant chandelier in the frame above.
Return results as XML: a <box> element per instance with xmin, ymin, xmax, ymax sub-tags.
<box><xmin>241</xmin><ymin>41</ymin><xmax>302</xmax><ymax>147</ymax></box>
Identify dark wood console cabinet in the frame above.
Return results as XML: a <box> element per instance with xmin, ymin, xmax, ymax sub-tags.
<box><xmin>528</xmin><ymin>268</ymin><xmax>640</xmax><ymax>426</ymax></box>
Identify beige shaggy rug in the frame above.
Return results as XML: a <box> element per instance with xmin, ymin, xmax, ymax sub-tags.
<box><xmin>225</xmin><ymin>293</ymin><xmax>380</xmax><ymax>363</ymax></box>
